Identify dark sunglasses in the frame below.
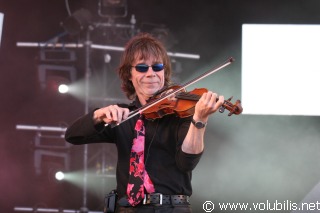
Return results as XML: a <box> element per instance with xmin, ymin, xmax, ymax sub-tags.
<box><xmin>132</xmin><ymin>63</ymin><xmax>164</xmax><ymax>72</ymax></box>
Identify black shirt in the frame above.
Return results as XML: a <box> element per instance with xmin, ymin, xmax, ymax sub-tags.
<box><xmin>64</xmin><ymin>99</ymin><xmax>203</xmax><ymax>199</ymax></box>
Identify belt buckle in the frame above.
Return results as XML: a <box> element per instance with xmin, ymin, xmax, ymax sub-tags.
<box><xmin>153</xmin><ymin>193</ymin><xmax>163</xmax><ymax>206</ymax></box>
<box><xmin>143</xmin><ymin>193</ymin><xmax>163</xmax><ymax>205</ymax></box>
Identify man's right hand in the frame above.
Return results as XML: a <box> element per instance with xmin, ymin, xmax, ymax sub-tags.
<box><xmin>93</xmin><ymin>105</ymin><xmax>130</xmax><ymax>125</ymax></box>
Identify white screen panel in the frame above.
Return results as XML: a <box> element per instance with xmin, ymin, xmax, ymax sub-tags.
<box><xmin>242</xmin><ymin>24</ymin><xmax>320</xmax><ymax>116</ymax></box>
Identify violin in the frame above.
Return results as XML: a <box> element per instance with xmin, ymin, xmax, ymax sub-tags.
<box><xmin>143</xmin><ymin>86</ymin><xmax>243</xmax><ymax>120</ymax></box>
<box><xmin>108</xmin><ymin>57</ymin><xmax>242</xmax><ymax>127</ymax></box>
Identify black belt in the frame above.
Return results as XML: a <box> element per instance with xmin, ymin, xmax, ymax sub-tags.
<box><xmin>143</xmin><ymin>193</ymin><xmax>190</xmax><ymax>206</ymax></box>
<box><xmin>118</xmin><ymin>194</ymin><xmax>190</xmax><ymax>206</ymax></box>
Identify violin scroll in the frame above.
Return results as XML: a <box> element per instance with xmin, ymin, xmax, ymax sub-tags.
<box><xmin>219</xmin><ymin>96</ymin><xmax>243</xmax><ymax>116</ymax></box>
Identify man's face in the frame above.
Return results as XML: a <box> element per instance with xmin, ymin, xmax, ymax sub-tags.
<box><xmin>130</xmin><ymin>55</ymin><xmax>165</xmax><ymax>104</ymax></box>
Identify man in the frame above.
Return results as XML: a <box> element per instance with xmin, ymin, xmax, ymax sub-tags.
<box><xmin>65</xmin><ymin>33</ymin><xmax>224</xmax><ymax>213</ymax></box>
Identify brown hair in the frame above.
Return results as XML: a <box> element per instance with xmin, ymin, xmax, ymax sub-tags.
<box><xmin>118</xmin><ymin>33</ymin><xmax>172</xmax><ymax>100</ymax></box>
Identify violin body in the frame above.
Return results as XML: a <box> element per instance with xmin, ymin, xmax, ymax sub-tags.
<box><xmin>143</xmin><ymin>87</ymin><xmax>208</xmax><ymax>120</ymax></box>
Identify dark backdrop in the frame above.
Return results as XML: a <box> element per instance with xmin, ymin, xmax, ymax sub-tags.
<box><xmin>1</xmin><ymin>0</ymin><xmax>320</xmax><ymax>212</ymax></box>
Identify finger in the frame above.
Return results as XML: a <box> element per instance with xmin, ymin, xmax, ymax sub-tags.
<box><xmin>111</xmin><ymin>105</ymin><xmax>120</xmax><ymax>122</ymax></box>
<box><xmin>122</xmin><ymin>108</ymin><xmax>130</xmax><ymax>120</ymax></box>
<box><xmin>199</xmin><ymin>92</ymin><xmax>208</xmax><ymax>103</ymax></box>
<box><xmin>103</xmin><ymin>110</ymin><xmax>113</xmax><ymax>124</ymax></box>
<box><xmin>103</xmin><ymin>105</ymin><xmax>118</xmax><ymax>123</ymax></box>
<box><xmin>205</xmin><ymin>92</ymin><xmax>217</xmax><ymax>110</ymax></box>
<box><xmin>116</xmin><ymin>107</ymin><xmax>128</xmax><ymax>124</ymax></box>
<box><xmin>93</xmin><ymin>108</ymin><xmax>107</xmax><ymax>124</ymax></box>
<box><xmin>209</xmin><ymin>91</ymin><xmax>219</xmax><ymax>101</ymax></box>
<box><xmin>204</xmin><ymin>91</ymin><xmax>217</xmax><ymax>105</ymax></box>
<box><xmin>212</xmin><ymin>95</ymin><xmax>225</xmax><ymax>111</ymax></box>
<box><xmin>217</xmin><ymin>95</ymin><xmax>224</xmax><ymax>105</ymax></box>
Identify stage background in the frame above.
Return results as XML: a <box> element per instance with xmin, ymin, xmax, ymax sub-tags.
<box><xmin>1</xmin><ymin>0</ymin><xmax>320</xmax><ymax>212</ymax></box>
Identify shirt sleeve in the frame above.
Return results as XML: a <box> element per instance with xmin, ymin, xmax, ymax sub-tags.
<box><xmin>176</xmin><ymin>149</ymin><xmax>203</xmax><ymax>172</ymax></box>
<box><xmin>64</xmin><ymin>110</ymin><xmax>114</xmax><ymax>145</ymax></box>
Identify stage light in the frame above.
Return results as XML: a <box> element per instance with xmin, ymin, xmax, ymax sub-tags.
<box><xmin>38</xmin><ymin>64</ymin><xmax>76</xmax><ymax>92</ymax></box>
<box><xmin>37</xmin><ymin>49</ymin><xmax>77</xmax><ymax>94</ymax></box>
<box><xmin>55</xmin><ymin>171</ymin><xmax>65</xmax><ymax>181</ymax></box>
<box><xmin>58</xmin><ymin>84</ymin><xmax>69</xmax><ymax>94</ymax></box>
